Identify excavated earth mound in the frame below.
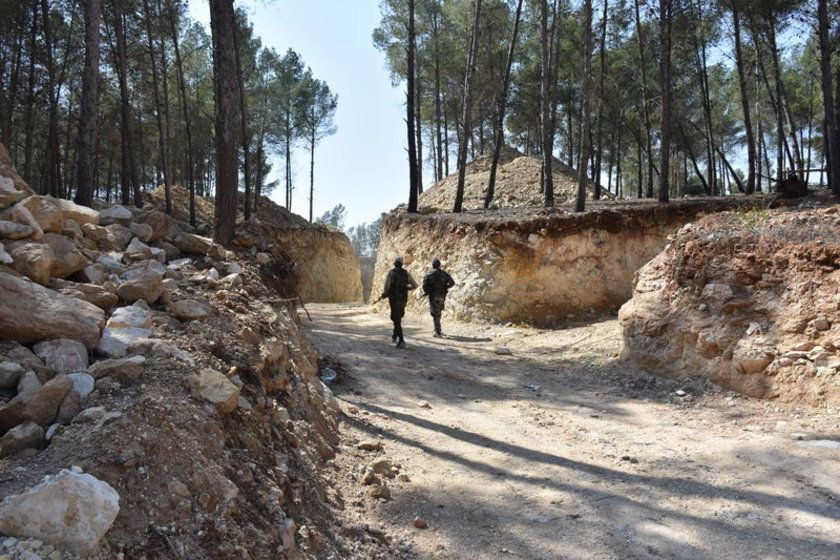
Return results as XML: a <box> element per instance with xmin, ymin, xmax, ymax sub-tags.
<box><xmin>418</xmin><ymin>147</ymin><xmax>604</xmax><ymax>211</ymax></box>
<box><xmin>374</xmin><ymin>197</ymin><xmax>775</xmax><ymax>326</ymax></box>
<box><xmin>619</xmin><ymin>202</ymin><xmax>840</xmax><ymax>405</ymax></box>
<box><xmin>145</xmin><ymin>186</ymin><xmax>363</xmax><ymax>303</ymax></box>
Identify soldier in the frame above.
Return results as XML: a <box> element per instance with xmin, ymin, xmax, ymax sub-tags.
<box><xmin>380</xmin><ymin>256</ymin><xmax>417</xmax><ymax>348</ymax></box>
<box><xmin>422</xmin><ymin>258</ymin><xmax>455</xmax><ymax>338</ymax></box>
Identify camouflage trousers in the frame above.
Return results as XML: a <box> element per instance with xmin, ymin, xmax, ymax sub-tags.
<box><xmin>429</xmin><ymin>293</ymin><xmax>447</xmax><ymax>334</ymax></box>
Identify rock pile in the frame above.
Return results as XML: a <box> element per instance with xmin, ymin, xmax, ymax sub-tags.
<box><xmin>620</xmin><ymin>204</ymin><xmax>840</xmax><ymax>404</ymax></box>
<box><xmin>0</xmin><ymin>146</ymin><xmax>368</xmax><ymax>558</ymax></box>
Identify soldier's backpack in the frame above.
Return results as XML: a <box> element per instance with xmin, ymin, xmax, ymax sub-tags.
<box><xmin>388</xmin><ymin>268</ymin><xmax>410</xmax><ymax>299</ymax></box>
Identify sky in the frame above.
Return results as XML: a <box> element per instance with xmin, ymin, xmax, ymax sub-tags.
<box><xmin>188</xmin><ymin>0</ymin><xmax>410</xmax><ymax>227</ymax></box>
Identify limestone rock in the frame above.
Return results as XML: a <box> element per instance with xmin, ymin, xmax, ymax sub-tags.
<box><xmin>0</xmin><ymin>375</ymin><xmax>73</xmax><ymax>431</ymax></box>
<box><xmin>0</xmin><ymin>220</ymin><xmax>33</xmax><ymax>240</ymax></box>
<box><xmin>117</xmin><ymin>268</ymin><xmax>163</xmax><ymax>304</ymax></box>
<box><xmin>368</xmin><ymin>458</ymin><xmax>398</xmax><ymax>478</ymax></box>
<box><xmin>0</xmin><ymin>242</ymin><xmax>10</xmax><ymax>264</ymax></box>
<box><xmin>137</xmin><ymin>209</ymin><xmax>171</xmax><ymax>242</ymax></box>
<box><xmin>0</xmin><ymin>469</ymin><xmax>120</xmax><ymax>554</ymax></box>
<box><xmin>97</xmin><ymin>327</ymin><xmax>151</xmax><ymax>358</ymax></box>
<box><xmin>124</xmin><ymin>237</ymin><xmax>153</xmax><ymax>262</ymax></box>
<box><xmin>0</xmin><ymin>421</ymin><xmax>44</xmax><ymax>457</ymax></box>
<box><xmin>172</xmin><ymin>232</ymin><xmax>218</xmax><ymax>256</ymax></box>
<box><xmin>167</xmin><ymin>298</ymin><xmax>211</xmax><ymax>321</ymax></box>
<box><xmin>0</xmin><ymin>342</ymin><xmax>50</xmax><ymax>380</ymax></box>
<box><xmin>154</xmin><ymin>240</ymin><xmax>180</xmax><ymax>261</ymax></box>
<box><xmin>9</xmin><ymin>242</ymin><xmax>53</xmax><ymax>284</ymax></box>
<box><xmin>104</xmin><ymin>224</ymin><xmax>133</xmax><ymax>250</ymax></box>
<box><xmin>0</xmin><ymin>362</ymin><xmax>25</xmax><ymax>389</ymax></box>
<box><xmin>20</xmin><ymin>195</ymin><xmax>99</xmax><ymax>233</ymax></box>
<box><xmin>98</xmin><ymin>205</ymin><xmax>133</xmax><ymax>226</ymax></box>
<box><xmin>222</xmin><ymin>273</ymin><xmax>242</xmax><ymax>287</ymax></box>
<box><xmin>87</xmin><ymin>356</ymin><xmax>145</xmax><ymax>382</ymax></box>
<box><xmin>37</xmin><ymin>233</ymin><xmax>87</xmax><ymax>278</ymax></box>
<box><xmin>129</xmin><ymin>222</ymin><xmax>154</xmax><ymax>243</ymax></box>
<box><xmin>56</xmin><ymin>373</ymin><xmax>95</xmax><ymax>424</ymax></box>
<box><xmin>107</xmin><ymin>305</ymin><xmax>152</xmax><ymax>329</ymax></box>
<box><xmin>48</xmin><ymin>278</ymin><xmax>118</xmax><ymax>310</ymax></box>
<box><xmin>0</xmin><ymin>202</ymin><xmax>43</xmax><ymax>240</ymax></box>
<box><xmin>187</xmin><ymin>368</ymin><xmax>240</xmax><ymax>414</ymax></box>
<box><xmin>16</xmin><ymin>371</ymin><xmax>42</xmax><ymax>396</ymax></box>
<box><xmin>0</xmin><ymin>271</ymin><xmax>105</xmax><ymax>348</ymax></box>
<box><xmin>0</xmin><ymin>143</ymin><xmax>33</xmax><ymax>210</ymax></box>
<box><xmin>33</xmin><ymin>339</ymin><xmax>89</xmax><ymax>375</ymax></box>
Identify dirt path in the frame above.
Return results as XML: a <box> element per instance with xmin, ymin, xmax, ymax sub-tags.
<box><xmin>304</xmin><ymin>304</ymin><xmax>839</xmax><ymax>560</ymax></box>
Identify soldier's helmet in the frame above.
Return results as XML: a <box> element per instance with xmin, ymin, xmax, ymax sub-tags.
<box><xmin>394</xmin><ymin>256</ymin><xmax>404</xmax><ymax>267</ymax></box>
<box><xmin>432</xmin><ymin>258</ymin><xmax>441</xmax><ymax>269</ymax></box>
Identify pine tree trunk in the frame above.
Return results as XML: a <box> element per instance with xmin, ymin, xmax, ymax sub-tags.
<box><xmin>817</xmin><ymin>0</ymin><xmax>840</xmax><ymax>194</ymax></box>
<box><xmin>433</xmin><ymin>12</ymin><xmax>444</xmax><ymax>182</ymax></box>
<box><xmin>540</xmin><ymin>0</ymin><xmax>555</xmax><ymax>207</ymax></box>
<box><xmin>484</xmin><ymin>0</ymin><xmax>523</xmax><ymax>209</ymax></box>
<box><xmin>22</xmin><ymin>2</ymin><xmax>37</xmax><ymax>185</ymax></box>
<box><xmin>731</xmin><ymin>2</ymin><xmax>756</xmax><ymax>194</ymax></box>
<box><xmin>633</xmin><ymin>0</ymin><xmax>653</xmax><ymax>198</ymax></box>
<box><xmin>167</xmin><ymin>0</ymin><xmax>196</xmax><ymax>224</ymax></box>
<box><xmin>658</xmin><ymin>0</ymin><xmax>670</xmax><ymax>203</ymax></box>
<box><xmin>406</xmin><ymin>0</ymin><xmax>419</xmax><ymax>213</ymax></box>
<box><xmin>575</xmin><ymin>0</ymin><xmax>593</xmax><ymax>212</ymax></box>
<box><xmin>453</xmin><ymin>0</ymin><xmax>482</xmax><ymax>213</ymax></box>
<box><xmin>233</xmin><ymin>19</ymin><xmax>252</xmax><ymax>220</ymax></box>
<box><xmin>593</xmin><ymin>0</ymin><xmax>608</xmax><ymax>200</ymax></box>
<box><xmin>209</xmin><ymin>0</ymin><xmax>240</xmax><ymax>245</ymax></box>
<box><xmin>143</xmin><ymin>0</ymin><xmax>171</xmax><ymax>213</ymax></box>
<box><xmin>73</xmin><ymin>0</ymin><xmax>101</xmax><ymax>207</ymax></box>
<box><xmin>416</xmin><ymin>78</ymin><xmax>423</xmax><ymax>194</ymax></box>
<box><xmin>309</xmin><ymin>128</ymin><xmax>315</xmax><ymax>222</ymax></box>
<box><xmin>113</xmin><ymin>5</ymin><xmax>138</xmax><ymax>207</ymax></box>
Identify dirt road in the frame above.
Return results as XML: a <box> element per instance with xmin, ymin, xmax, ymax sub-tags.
<box><xmin>304</xmin><ymin>304</ymin><xmax>839</xmax><ymax>560</ymax></box>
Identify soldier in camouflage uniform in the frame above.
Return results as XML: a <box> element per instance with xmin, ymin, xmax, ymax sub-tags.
<box><xmin>422</xmin><ymin>258</ymin><xmax>455</xmax><ymax>338</ymax></box>
<box><xmin>380</xmin><ymin>256</ymin><xmax>417</xmax><ymax>348</ymax></box>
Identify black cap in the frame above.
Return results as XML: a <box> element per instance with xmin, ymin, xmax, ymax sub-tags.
<box><xmin>432</xmin><ymin>258</ymin><xmax>441</xmax><ymax>269</ymax></box>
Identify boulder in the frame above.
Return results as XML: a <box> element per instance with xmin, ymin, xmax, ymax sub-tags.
<box><xmin>129</xmin><ymin>221</ymin><xmax>154</xmax><ymax>243</ymax></box>
<box><xmin>0</xmin><ymin>202</ymin><xmax>43</xmax><ymax>240</ymax></box>
<box><xmin>16</xmin><ymin>371</ymin><xmax>42</xmax><ymax>396</ymax></box>
<box><xmin>0</xmin><ymin>241</ymin><xmax>11</xmax><ymax>264</ymax></box>
<box><xmin>62</xmin><ymin>218</ymin><xmax>83</xmax><ymax>239</ymax></box>
<box><xmin>187</xmin><ymin>368</ymin><xmax>240</xmax><ymax>414</ymax></box>
<box><xmin>0</xmin><ymin>421</ymin><xmax>44</xmax><ymax>457</ymax></box>
<box><xmin>87</xmin><ymin>356</ymin><xmax>145</xmax><ymax>382</ymax></box>
<box><xmin>154</xmin><ymin>240</ymin><xmax>180</xmax><ymax>261</ymax></box>
<box><xmin>39</xmin><ymin>233</ymin><xmax>87</xmax><ymax>278</ymax></box>
<box><xmin>0</xmin><ymin>219</ymin><xmax>33</xmax><ymax>240</ymax></box>
<box><xmin>0</xmin><ymin>375</ymin><xmax>73</xmax><ymax>431</ymax></box>
<box><xmin>0</xmin><ymin>361</ymin><xmax>25</xmax><ymax>389</ymax></box>
<box><xmin>124</xmin><ymin>237</ymin><xmax>153</xmax><ymax>262</ymax></box>
<box><xmin>172</xmin><ymin>232</ymin><xmax>218</xmax><ymax>256</ymax></box>
<box><xmin>107</xmin><ymin>304</ymin><xmax>152</xmax><ymax>329</ymax></box>
<box><xmin>222</xmin><ymin>273</ymin><xmax>242</xmax><ymax>287</ymax></box>
<box><xmin>137</xmin><ymin>209</ymin><xmax>172</xmax><ymax>242</ymax></box>
<box><xmin>0</xmin><ymin>143</ymin><xmax>33</xmax><ymax>210</ymax></box>
<box><xmin>0</xmin><ymin>270</ymin><xmax>105</xmax><ymax>348</ymax></box>
<box><xmin>0</xmin><ymin>342</ymin><xmax>50</xmax><ymax>381</ymax></box>
<box><xmin>98</xmin><ymin>204</ymin><xmax>133</xmax><ymax>226</ymax></box>
<box><xmin>168</xmin><ymin>298</ymin><xmax>212</xmax><ymax>321</ymax></box>
<box><xmin>20</xmin><ymin>195</ymin><xmax>99</xmax><ymax>233</ymax></box>
<box><xmin>97</xmin><ymin>328</ymin><xmax>151</xmax><ymax>358</ymax></box>
<box><xmin>80</xmin><ymin>263</ymin><xmax>106</xmax><ymax>284</ymax></box>
<box><xmin>0</xmin><ymin>469</ymin><xmax>120</xmax><ymax>554</ymax></box>
<box><xmin>81</xmin><ymin>223</ymin><xmax>116</xmax><ymax>250</ymax></box>
<box><xmin>105</xmin><ymin>223</ymin><xmax>133</xmax><ymax>249</ymax></box>
<box><xmin>33</xmin><ymin>339</ymin><xmax>89</xmax><ymax>375</ymax></box>
<box><xmin>117</xmin><ymin>267</ymin><xmax>163</xmax><ymax>304</ymax></box>
<box><xmin>9</xmin><ymin>241</ymin><xmax>53</xmax><ymax>284</ymax></box>
<box><xmin>48</xmin><ymin>278</ymin><xmax>119</xmax><ymax>310</ymax></box>
<box><xmin>56</xmin><ymin>373</ymin><xmax>95</xmax><ymax>424</ymax></box>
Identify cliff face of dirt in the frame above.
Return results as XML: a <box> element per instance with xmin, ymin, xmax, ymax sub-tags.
<box><xmin>373</xmin><ymin>198</ymin><xmax>764</xmax><ymax>327</ymax></box>
<box><xmin>619</xmin><ymin>203</ymin><xmax>840</xmax><ymax>405</ymax></box>
<box><xmin>145</xmin><ymin>187</ymin><xmax>363</xmax><ymax>303</ymax></box>
<box><xmin>417</xmin><ymin>147</ymin><xmax>603</xmax><ymax>212</ymax></box>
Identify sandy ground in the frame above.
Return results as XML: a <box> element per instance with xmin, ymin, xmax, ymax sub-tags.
<box><xmin>304</xmin><ymin>303</ymin><xmax>840</xmax><ymax>560</ymax></box>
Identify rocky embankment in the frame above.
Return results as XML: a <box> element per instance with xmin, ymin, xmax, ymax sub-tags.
<box><xmin>373</xmin><ymin>198</ymin><xmax>768</xmax><ymax>327</ymax></box>
<box><xmin>145</xmin><ymin>186</ymin><xmax>363</xmax><ymax>304</ymax></box>
<box><xmin>0</xmin><ymin>144</ymin><xmax>368</xmax><ymax>558</ymax></box>
<box><xmin>620</xmin><ymin>203</ymin><xmax>840</xmax><ymax>404</ymax></box>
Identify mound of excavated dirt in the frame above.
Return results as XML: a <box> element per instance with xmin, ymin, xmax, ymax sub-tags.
<box><xmin>619</xmin><ymin>202</ymin><xmax>840</xmax><ymax>405</ymax></box>
<box><xmin>418</xmin><ymin>147</ymin><xmax>603</xmax><ymax>211</ymax></box>
<box><xmin>373</xmin><ymin>197</ymin><xmax>776</xmax><ymax>327</ymax></box>
<box><xmin>145</xmin><ymin>186</ymin><xmax>363</xmax><ymax>303</ymax></box>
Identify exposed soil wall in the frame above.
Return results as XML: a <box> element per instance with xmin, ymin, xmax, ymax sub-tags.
<box><xmin>146</xmin><ymin>187</ymin><xmax>363</xmax><ymax>303</ymax></box>
<box><xmin>373</xmin><ymin>198</ymin><xmax>776</xmax><ymax>327</ymax></box>
<box><xmin>620</xmin><ymin>202</ymin><xmax>840</xmax><ymax>405</ymax></box>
